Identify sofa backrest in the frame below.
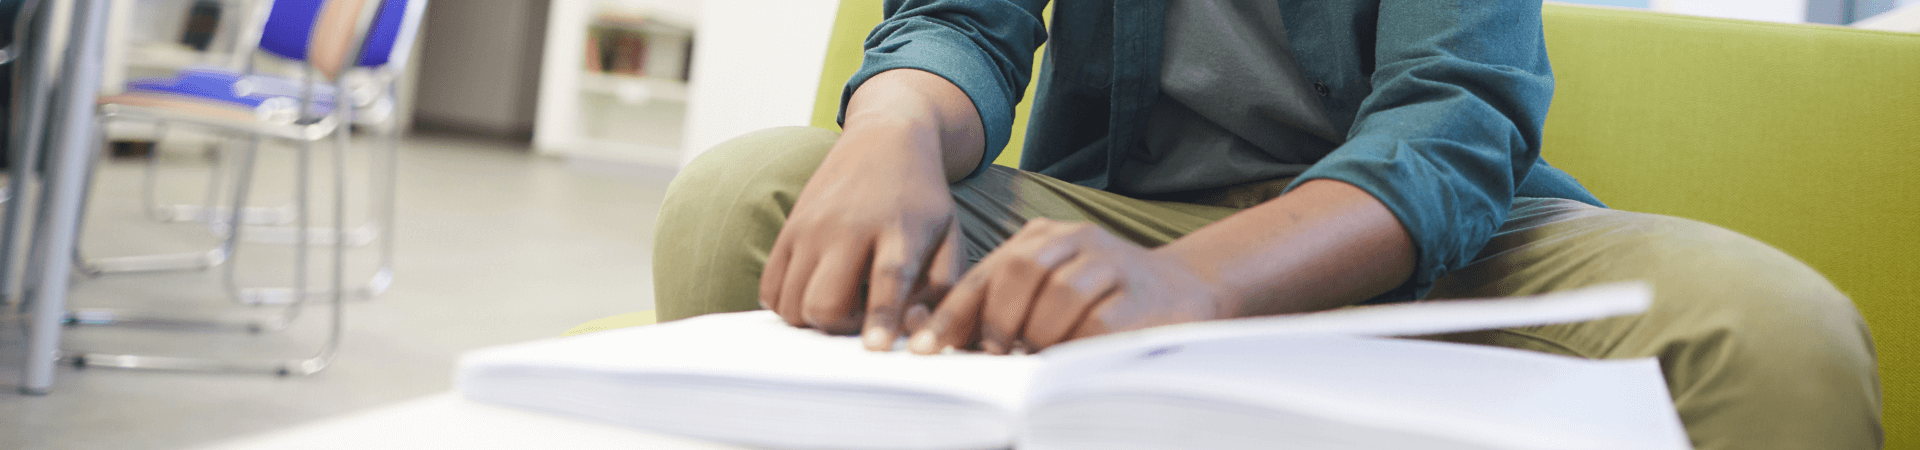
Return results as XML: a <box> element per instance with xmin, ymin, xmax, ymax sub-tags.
<box><xmin>811</xmin><ymin>1</ymin><xmax>1920</xmax><ymax>441</ymax></box>
<box><xmin>1539</xmin><ymin>6</ymin><xmax>1919</xmax><ymax>441</ymax></box>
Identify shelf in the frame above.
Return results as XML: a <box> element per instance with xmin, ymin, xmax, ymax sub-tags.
<box><xmin>592</xmin><ymin>3</ymin><xmax>696</xmax><ymax>32</ymax></box>
<box><xmin>536</xmin><ymin>0</ymin><xmax>701</xmax><ymax>169</ymax></box>
<box><xmin>578</xmin><ymin>72</ymin><xmax>687</xmax><ymax>104</ymax></box>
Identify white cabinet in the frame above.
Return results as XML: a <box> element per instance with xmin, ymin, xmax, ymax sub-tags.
<box><xmin>534</xmin><ymin>0</ymin><xmax>700</xmax><ymax>167</ymax></box>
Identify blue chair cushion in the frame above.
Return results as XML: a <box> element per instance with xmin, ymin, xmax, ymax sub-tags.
<box><xmin>123</xmin><ymin>68</ymin><xmax>337</xmax><ymax>123</ymax></box>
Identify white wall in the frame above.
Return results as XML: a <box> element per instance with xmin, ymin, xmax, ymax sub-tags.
<box><xmin>680</xmin><ymin>0</ymin><xmax>841</xmax><ymax>166</ymax></box>
<box><xmin>1652</xmin><ymin>0</ymin><xmax>1810</xmax><ymax>23</ymax></box>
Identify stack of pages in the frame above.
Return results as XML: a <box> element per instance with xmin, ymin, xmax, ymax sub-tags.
<box><xmin>457</xmin><ymin>282</ymin><xmax>1691</xmax><ymax>450</ymax></box>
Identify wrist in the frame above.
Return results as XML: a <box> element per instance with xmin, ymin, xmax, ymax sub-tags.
<box><xmin>1152</xmin><ymin>244</ymin><xmax>1247</xmax><ymax>320</ymax></box>
<box><xmin>826</xmin><ymin>118</ymin><xmax>950</xmax><ymax>183</ymax></box>
<box><xmin>1155</xmin><ymin>179</ymin><xmax>1416</xmax><ymax>319</ymax></box>
<box><xmin>841</xmin><ymin>69</ymin><xmax>985</xmax><ymax>182</ymax></box>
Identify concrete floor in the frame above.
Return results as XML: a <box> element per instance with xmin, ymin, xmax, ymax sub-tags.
<box><xmin>0</xmin><ymin>133</ymin><xmax>672</xmax><ymax>449</ymax></box>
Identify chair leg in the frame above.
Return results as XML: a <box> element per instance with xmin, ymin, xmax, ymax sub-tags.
<box><xmin>77</xmin><ymin>120</ymin><xmax>333</xmax><ymax>276</ymax></box>
<box><xmin>137</xmin><ymin>120</ymin><xmax>298</xmax><ymax>226</ymax></box>
<box><xmin>63</xmin><ymin>135</ymin><xmax>279</xmax><ymax>333</ymax></box>
<box><xmin>79</xmin><ymin>114</ymin><xmax>389</xmax><ymax>303</ymax></box>
<box><xmin>71</xmin><ymin>121</ymin><xmax>227</xmax><ymax>276</ymax></box>
<box><xmin>211</xmin><ymin>131</ymin><xmax>377</xmax><ymax>248</ymax></box>
<box><xmin>137</xmin><ymin>120</ymin><xmax>172</xmax><ymax>222</ymax></box>
<box><xmin>66</xmin><ymin>131</ymin><xmax>346</xmax><ymax>376</ymax></box>
<box><xmin>236</xmin><ymin>117</ymin><xmax>397</xmax><ymax>305</ymax></box>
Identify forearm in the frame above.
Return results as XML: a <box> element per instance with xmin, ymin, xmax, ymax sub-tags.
<box><xmin>839</xmin><ymin>69</ymin><xmax>986</xmax><ymax>183</ymax></box>
<box><xmin>1161</xmin><ymin>179</ymin><xmax>1416</xmax><ymax>317</ymax></box>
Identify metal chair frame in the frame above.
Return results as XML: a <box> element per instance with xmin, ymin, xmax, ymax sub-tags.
<box><xmin>48</xmin><ymin>0</ymin><xmax>399</xmax><ymax>376</ymax></box>
<box><xmin>77</xmin><ymin>0</ymin><xmax>417</xmax><ymax>307</ymax></box>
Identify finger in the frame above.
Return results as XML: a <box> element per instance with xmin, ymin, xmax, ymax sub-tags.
<box><xmin>980</xmin><ymin>227</ymin><xmax>1079</xmax><ymax>355</ymax></box>
<box><xmin>775</xmin><ymin>239</ymin><xmax>820</xmax><ymax>328</ymax></box>
<box><xmin>903</xmin><ymin>301</ymin><xmax>934</xmax><ymax>332</ymax></box>
<box><xmin>1024</xmin><ymin>254</ymin><xmax>1121</xmax><ymax>350</ymax></box>
<box><xmin>802</xmin><ymin>244</ymin><xmax>874</xmax><ymax>335</ymax></box>
<box><xmin>1066</xmin><ymin>292</ymin><xmax>1124</xmax><ymax>341</ymax></box>
<box><xmin>862</xmin><ymin>228</ymin><xmax>934</xmax><ymax>351</ymax></box>
<box><xmin>895</xmin><ymin>223</ymin><xmax>959</xmax><ymax>340</ymax></box>
<box><xmin>924</xmin><ymin>216</ymin><xmax>964</xmax><ymax>292</ymax></box>
<box><xmin>912</xmin><ymin>268</ymin><xmax>990</xmax><ymax>355</ymax></box>
<box><xmin>904</xmin><ymin>217</ymin><xmax>963</xmax><ymax>328</ymax></box>
<box><xmin>759</xmin><ymin>231</ymin><xmax>796</xmax><ymax>313</ymax></box>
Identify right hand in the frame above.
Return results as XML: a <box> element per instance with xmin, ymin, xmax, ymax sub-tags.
<box><xmin>759</xmin><ymin>121</ymin><xmax>967</xmax><ymax>351</ymax></box>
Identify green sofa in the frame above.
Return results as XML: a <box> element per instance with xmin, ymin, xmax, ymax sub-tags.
<box><xmin>808</xmin><ymin>1</ymin><xmax>1920</xmax><ymax>445</ymax></box>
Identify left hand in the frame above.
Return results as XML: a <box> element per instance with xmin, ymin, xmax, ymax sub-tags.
<box><xmin>907</xmin><ymin>218</ymin><xmax>1226</xmax><ymax>355</ymax></box>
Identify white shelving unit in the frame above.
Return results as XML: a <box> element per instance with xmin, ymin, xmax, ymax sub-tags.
<box><xmin>1855</xmin><ymin>3</ymin><xmax>1920</xmax><ymax>30</ymax></box>
<box><xmin>535</xmin><ymin>0</ymin><xmax>700</xmax><ymax>167</ymax></box>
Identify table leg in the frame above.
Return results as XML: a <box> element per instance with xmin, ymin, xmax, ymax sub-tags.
<box><xmin>21</xmin><ymin>0</ymin><xmax>110</xmax><ymax>396</ymax></box>
<box><xmin>0</xmin><ymin>0</ymin><xmax>54</xmax><ymax>308</ymax></box>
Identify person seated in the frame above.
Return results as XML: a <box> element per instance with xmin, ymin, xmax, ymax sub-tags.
<box><xmin>651</xmin><ymin>1</ymin><xmax>1882</xmax><ymax>449</ymax></box>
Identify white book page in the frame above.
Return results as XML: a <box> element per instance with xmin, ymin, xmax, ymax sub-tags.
<box><xmin>1028</xmin><ymin>334</ymin><xmax>1690</xmax><ymax>450</ymax></box>
<box><xmin>462</xmin><ymin>282</ymin><xmax>1648</xmax><ymax>416</ymax></box>
<box><xmin>1042</xmin><ymin>281</ymin><xmax>1651</xmax><ymax>364</ymax></box>
<box><xmin>458</xmin><ymin>311</ymin><xmax>1043</xmax><ymax>411</ymax></box>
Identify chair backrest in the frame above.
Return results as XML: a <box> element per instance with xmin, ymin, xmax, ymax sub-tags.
<box><xmin>380</xmin><ymin>0</ymin><xmax>427</xmax><ymax>70</ymax></box>
<box><xmin>256</xmin><ymin>0</ymin><xmax>413</xmax><ymax>79</ymax></box>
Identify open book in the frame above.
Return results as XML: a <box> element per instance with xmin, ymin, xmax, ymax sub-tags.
<box><xmin>456</xmin><ymin>282</ymin><xmax>1691</xmax><ymax>450</ymax></box>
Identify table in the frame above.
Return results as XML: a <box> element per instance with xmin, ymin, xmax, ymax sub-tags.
<box><xmin>196</xmin><ymin>393</ymin><xmax>749</xmax><ymax>450</ymax></box>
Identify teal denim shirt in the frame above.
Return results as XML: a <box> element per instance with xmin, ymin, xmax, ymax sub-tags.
<box><xmin>841</xmin><ymin>0</ymin><xmax>1605</xmax><ymax>302</ymax></box>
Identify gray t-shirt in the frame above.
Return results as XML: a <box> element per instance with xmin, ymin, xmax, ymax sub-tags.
<box><xmin>1109</xmin><ymin>0</ymin><xmax>1344</xmax><ymax>197</ymax></box>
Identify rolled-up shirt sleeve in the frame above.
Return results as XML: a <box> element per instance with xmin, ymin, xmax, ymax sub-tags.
<box><xmin>1288</xmin><ymin>0</ymin><xmax>1556</xmax><ymax>302</ymax></box>
<box><xmin>839</xmin><ymin>0</ymin><xmax>1049</xmax><ymax>178</ymax></box>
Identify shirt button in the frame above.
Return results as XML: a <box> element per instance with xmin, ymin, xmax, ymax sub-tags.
<box><xmin>1313</xmin><ymin>82</ymin><xmax>1331</xmax><ymax>96</ymax></box>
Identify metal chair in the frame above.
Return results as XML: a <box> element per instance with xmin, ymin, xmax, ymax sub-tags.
<box><xmin>76</xmin><ymin>0</ymin><xmax>419</xmax><ymax>307</ymax></box>
<box><xmin>50</xmin><ymin>0</ymin><xmax>411</xmax><ymax>376</ymax></box>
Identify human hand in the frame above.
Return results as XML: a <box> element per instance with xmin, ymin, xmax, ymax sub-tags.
<box><xmin>908</xmin><ymin>218</ymin><xmax>1227</xmax><ymax>355</ymax></box>
<box><xmin>759</xmin><ymin>126</ymin><xmax>966</xmax><ymax>349</ymax></box>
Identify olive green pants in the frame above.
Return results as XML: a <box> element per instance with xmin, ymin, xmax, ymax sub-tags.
<box><xmin>653</xmin><ymin>127</ymin><xmax>1882</xmax><ymax>449</ymax></box>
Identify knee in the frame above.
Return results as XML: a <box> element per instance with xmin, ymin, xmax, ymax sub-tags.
<box><xmin>1614</xmin><ymin>213</ymin><xmax>1863</xmax><ymax>340</ymax></box>
<box><xmin>1600</xmin><ymin>213</ymin><xmax>1868</xmax><ymax>365</ymax></box>
<box><xmin>653</xmin><ymin>127</ymin><xmax>840</xmax><ymax>321</ymax></box>
<box><xmin>1435</xmin><ymin>206</ymin><xmax>1880</xmax><ymax>448</ymax></box>
<box><xmin>1602</xmin><ymin>214</ymin><xmax>1880</xmax><ymax>448</ymax></box>
<box><xmin>665</xmin><ymin>126</ymin><xmax>839</xmax><ymax>211</ymax></box>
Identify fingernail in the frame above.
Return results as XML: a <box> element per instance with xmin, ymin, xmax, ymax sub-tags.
<box><xmin>904</xmin><ymin>304</ymin><xmax>932</xmax><ymax>330</ymax></box>
<box><xmin>910</xmin><ymin>329</ymin><xmax>938</xmax><ymax>354</ymax></box>
<box><xmin>863</xmin><ymin>327</ymin><xmax>894</xmax><ymax>351</ymax></box>
<box><xmin>981</xmin><ymin>340</ymin><xmax>1006</xmax><ymax>355</ymax></box>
